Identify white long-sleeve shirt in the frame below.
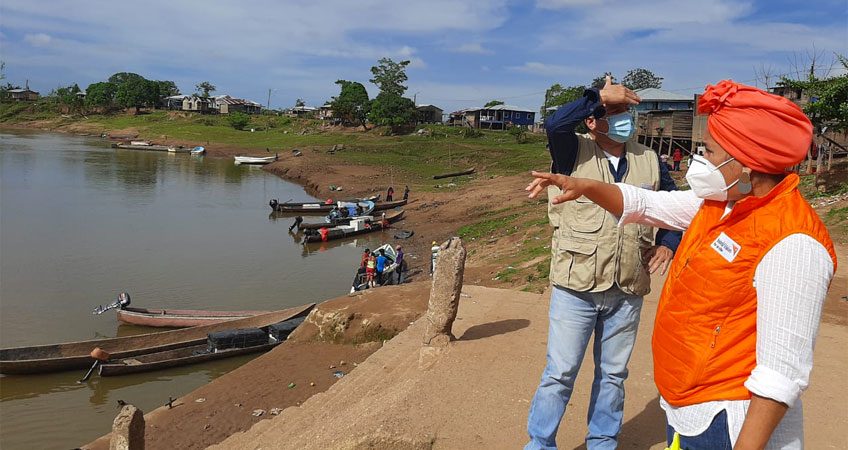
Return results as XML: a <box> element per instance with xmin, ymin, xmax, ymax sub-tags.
<box><xmin>617</xmin><ymin>184</ymin><xmax>835</xmax><ymax>449</ymax></box>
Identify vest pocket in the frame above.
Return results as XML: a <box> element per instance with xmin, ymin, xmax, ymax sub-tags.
<box><xmin>566</xmin><ymin>198</ymin><xmax>604</xmax><ymax>233</ymax></box>
<box><xmin>555</xmin><ymin>239</ymin><xmax>598</xmax><ymax>290</ymax></box>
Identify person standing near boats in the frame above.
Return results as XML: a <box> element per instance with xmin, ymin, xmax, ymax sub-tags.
<box><xmin>523</xmin><ymin>75</ymin><xmax>681</xmax><ymax>449</ymax></box>
<box><xmin>395</xmin><ymin>246</ymin><xmax>405</xmax><ymax>284</ymax></box>
<box><xmin>375</xmin><ymin>249</ymin><xmax>389</xmax><ymax>285</ymax></box>
<box><xmin>386</xmin><ymin>186</ymin><xmax>395</xmax><ymax>202</ymax></box>
<box><xmin>527</xmin><ymin>80</ymin><xmax>837</xmax><ymax>449</ymax></box>
<box><xmin>403</xmin><ymin>185</ymin><xmax>410</xmax><ymax>201</ymax></box>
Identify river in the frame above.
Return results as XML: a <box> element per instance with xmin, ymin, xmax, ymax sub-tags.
<box><xmin>0</xmin><ymin>131</ymin><xmax>386</xmax><ymax>449</ymax></box>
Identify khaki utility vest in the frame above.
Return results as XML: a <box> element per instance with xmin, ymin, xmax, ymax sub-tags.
<box><xmin>548</xmin><ymin>135</ymin><xmax>660</xmax><ymax>296</ymax></box>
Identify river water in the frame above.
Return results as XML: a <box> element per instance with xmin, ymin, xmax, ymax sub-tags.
<box><xmin>0</xmin><ymin>131</ymin><xmax>387</xmax><ymax>449</ymax></box>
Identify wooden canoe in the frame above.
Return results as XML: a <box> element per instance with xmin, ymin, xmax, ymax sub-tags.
<box><xmin>276</xmin><ymin>199</ymin><xmax>406</xmax><ymax>214</ymax></box>
<box><xmin>302</xmin><ymin>210</ymin><xmax>405</xmax><ymax>243</ymax></box>
<box><xmin>269</xmin><ymin>194</ymin><xmax>380</xmax><ymax>213</ymax></box>
<box><xmin>0</xmin><ymin>303</ymin><xmax>314</xmax><ymax>375</ymax></box>
<box><xmin>98</xmin><ymin>316</ymin><xmax>305</xmax><ymax>376</ymax></box>
<box><xmin>116</xmin><ymin>306</ymin><xmax>272</xmax><ymax>328</ymax></box>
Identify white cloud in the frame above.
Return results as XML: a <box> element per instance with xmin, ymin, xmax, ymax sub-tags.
<box><xmin>452</xmin><ymin>43</ymin><xmax>494</xmax><ymax>54</ymax></box>
<box><xmin>23</xmin><ymin>33</ymin><xmax>52</xmax><ymax>47</ymax></box>
<box><xmin>537</xmin><ymin>0</ymin><xmax>602</xmax><ymax>8</ymax></box>
<box><xmin>507</xmin><ymin>62</ymin><xmax>578</xmax><ymax>77</ymax></box>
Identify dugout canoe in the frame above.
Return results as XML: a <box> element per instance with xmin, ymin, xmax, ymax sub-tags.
<box><xmin>275</xmin><ymin>199</ymin><xmax>406</xmax><ymax>214</ymax></box>
<box><xmin>302</xmin><ymin>210</ymin><xmax>405</xmax><ymax>243</ymax></box>
<box><xmin>98</xmin><ymin>316</ymin><xmax>306</xmax><ymax>376</ymax></box>
<box><xmin>0</xmin><ymin>303</ymin><xmax>314</xmax><ymax>375</ymax></box>
<box><xmin>116</xmin><ymin>306</ymin><xmax>273</xmax><ymax>328</ymax></box>
<box><xmin>268</xmin><ymin>194</ymin><xmax>380</xmax><ymax>213</ymax></box>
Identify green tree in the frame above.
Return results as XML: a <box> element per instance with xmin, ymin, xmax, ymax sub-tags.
<box><xmin>228</xmin><ymin>111</ymin><xmax>251</xmax><ymax>130</ymax></box>
<box><xmin>331</xmin><ymin>80</ymin><xmax>371</xmax><ymax>127</ymax></box>
<box><xmin>622</xmin><ymin>68</ymin><xmax>663</xmax><ymax>90</ymax></box>
<box><xmin>195</xmin><ymin>81</ymin><xmax>216</xmax><ymax>98</ymax></box>
<box><xmin>591</xmin><ymin>72</ymin><xmax>615</xmax><ymax>89</ymax></box>
<box><xmin>295</xmin><ymin>98</ymin><xmax>306</xmax><ymax>107</ymax></box>
<box><xmin>542</xmin><ymin>84</ymin><xmax>585</xmax><ymax>117</ymax></box>
<box><xmin>156</xmin><ymin>80</ymin><xmax>180</xmax><ymax>98</ymax></box>
<box><xmin>369</xmin><ymin>92</ymin><xmax>416</xmax><ymax>132</ymax></box>
<box><xmin>106</xmin><ymin>72</ymin><xmax>158</xmax><ymax>109</ymax></box>
<box><xmin>55</xmin><ymin>83</ymin><xmax>83</xmax><ymax>112</ymax></box>
<box><xmin>369</xmin><ymin>58</ymin><xmax>410</xmax><ymax>96</ymax></box>
<box><xmin>84</xmin><ymin>81</ymin><xmax>117</xmax><ymax>108</ymax></box>
<box><xmin>484</xmin><ymin>100</ymin><xmax>504</xmax><ymax>108</ymax></box>
<box><xmin>779</xmin><ymin>54</ymin><xmax>848</xmax><ymax>133</ymax></box>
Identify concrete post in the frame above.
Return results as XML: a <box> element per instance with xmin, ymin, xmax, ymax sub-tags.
<box><xmin>110</xmin><ymin>404</ymin><xmax>144</xmax><ymax>450</ymax></box>
<box><xmin>422</xmin><ymin>237</ymin><xmax>466</xmax><ymax>347</ymax></box>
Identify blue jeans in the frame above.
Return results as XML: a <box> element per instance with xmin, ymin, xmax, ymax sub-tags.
<box><xmin>666</xmin><ymin>410</ymin><xmax>732</xmax><ymax>450</ymax></box>
<box><xmin>525</xmin><ymin>285</ymin><xmax>643</xmax><ymax>450</ymax></box>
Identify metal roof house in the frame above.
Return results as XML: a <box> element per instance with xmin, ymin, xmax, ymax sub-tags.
<box><xmin>212</xmin><ymin>95</ymin><xmax>262</xmax><ymax>114</ymax></box>
<box><xmin>6</xmin><ymin>88</ymin><xmax>40</xmax><ymax>102</ymax></box>
<box><xmin>450</xmin><ymin>104</ymin><xmax>536</xmax><ymax>129</ymax></box>
<box><xmin>631</xmin><ymin>88</ymin><xmax>697</xmax><ymax>156</ymax></box>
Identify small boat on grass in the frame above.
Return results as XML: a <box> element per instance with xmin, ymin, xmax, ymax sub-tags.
<box><xmin>0</xmin><ymin>304</ymin><xmax>314</xmax><ymax>375</ymax></box>
<box><xmin>191</xmin><ymin>146</ymin><xmax>205</xmax><ymax>155</ymax></box>
<box><xmin>234</xmin><ymin>154</ymin><xmax>278</xmax><ymax>165</ymax></box>
<box><xmin>302</xmin><ymin>210</ymin><xmax>405</xmax><ymax>244</ymax></box>
<box><xmin>98</xmin><ymin>316</ymin><xmax>306</xmax><ymax>376</ymax></box>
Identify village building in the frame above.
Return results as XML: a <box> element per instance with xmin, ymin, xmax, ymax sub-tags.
<box><xmin>449</xmin><ymin>105</ymin><xmax>536</xmax><ymax>129</ymax></box>
<box><xmin>633</xmin><ymin>88</ymin><xmax>696</xmax><ymax>156</ymax></box>
<box><xmin>6</xmin><ymin>88</ymin><xmax>40</xmax><ymax>102</ymax></box>
<box><xmin>318</xmin><ymin>104</ymin><xmax>334</xmax><ymax>120</ymax></box>
<box><xmin>287</xmin><ymin>105</ymin><xmax>318</xmax><ymax>118</ymax></box>
<box><xmin>416</xmin><ymin>104</ymin><xmax>443</xmax><ymax>124</ymax></box>
<box><xmin>212</xmin><ymin>95</ymin><xmax>262</xmax><ymax>114</ymax></box>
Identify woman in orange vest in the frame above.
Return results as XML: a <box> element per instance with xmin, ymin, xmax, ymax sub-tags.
<box><xmin>527</xmin><ymin>80</ymin><xmax>837</xmax><ymax>449</ymax></box>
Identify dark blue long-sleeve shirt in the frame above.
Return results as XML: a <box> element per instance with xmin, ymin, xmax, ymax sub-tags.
<box><xmin>545</xmin><ymin>88</ymin><xmax>682</xmax><ymax>252</ymax></box>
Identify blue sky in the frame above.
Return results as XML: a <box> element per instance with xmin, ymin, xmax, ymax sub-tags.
<box><xmin>1</xmin><ymin>0</ymin><xmax>846</xmax><ymax>114</ymax></box>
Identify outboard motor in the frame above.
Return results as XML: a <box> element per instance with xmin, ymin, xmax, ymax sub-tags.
<box><xmin>92</xmin><ymin>291</ymin><xmax>131</xmax><ymax>315</ymax></box>
<box><xmin>289</xmin><ymin>216</ymin><xmax>303</xmax><ymax>232</ymax></box>
<box><xmin>118</xmin><ymin>291</ymin><xmax>131</xmax><ymax>308</ymax></box>
<box><xmin>269</xmin><ymin>199</ymin><xmax>279</xmax><ymax>211</ymax></box>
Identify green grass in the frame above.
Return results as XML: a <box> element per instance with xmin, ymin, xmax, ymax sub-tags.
<box><xmin>457</xmin><ymin>213</ymin><xmax>521</xmax><ymax>240</ymax></box>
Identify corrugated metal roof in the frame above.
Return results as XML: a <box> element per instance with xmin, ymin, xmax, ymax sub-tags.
<box><xmin>464</xmin><ymin>104</ymin><xmax>535</xmax><ymax>113</ymax></box>
<box><xmin>634</xmin><ymin>88</ymin><xmax>692</xmax><ymax>101</ymax></box>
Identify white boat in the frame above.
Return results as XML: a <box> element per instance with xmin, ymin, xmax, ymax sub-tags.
<box><xmin>130</xmin><ymin>140</ymin><xmax>151</xmax><ymax>146</ymax></box>
<box><xmin>234</xmin><ymin>154</ymin><xmax>278</xmax><ymax>165</ymax></box>
<box><xmin>191</xmin><ymin>146</ymin><xmax>205</xmax><ymax>155</ymax></box>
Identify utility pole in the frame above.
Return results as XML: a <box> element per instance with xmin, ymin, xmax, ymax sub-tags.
<box><xmin>267</xmin><ymin>88</ymin><xmax>272</xmax><ymax>111</ymax></box>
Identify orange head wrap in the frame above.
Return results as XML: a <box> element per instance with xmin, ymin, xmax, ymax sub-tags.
<box><xmin>698</xmin><ymin>80</ymin><xmax>812</xmax><ymax>174</ymax></box>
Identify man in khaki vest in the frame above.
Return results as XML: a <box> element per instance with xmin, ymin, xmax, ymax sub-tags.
<box><xmin>525</xmin><ymin>76</ymin><xmax>681</xmax><ymax>450</ymax></box>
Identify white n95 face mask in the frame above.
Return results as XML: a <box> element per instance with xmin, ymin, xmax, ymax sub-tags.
<box><xmin>685</xmin><ymin>154</ymin><xmax>737</xmax><ymax>201</ymax></box>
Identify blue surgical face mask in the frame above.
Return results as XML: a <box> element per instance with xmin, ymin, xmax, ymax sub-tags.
<box><xmin>599</xmin><ymin>112</ymin><xmax>635</xmax><ymax>143</ymax></box>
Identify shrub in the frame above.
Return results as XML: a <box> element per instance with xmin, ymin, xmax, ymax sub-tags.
<box><xmin>228</xmin><ymin>112</ymin><xmax>250</xmax><ymax>130</ymax></box>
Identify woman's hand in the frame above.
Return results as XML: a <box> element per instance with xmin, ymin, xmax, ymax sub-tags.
<box><xmin>526</xmin><ymin>171</ymin><xmax>584</xmax><ymax>204</ymax></box>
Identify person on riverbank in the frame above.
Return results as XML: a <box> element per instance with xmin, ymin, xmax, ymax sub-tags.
<box><xmin>360</xmin><ymin>248</ymin><xmax>371</xmax><ymax>268</ymax></box>
<box><xmin>524</xmin><ymin>75</ymin><xmax>681</xmax><ymax>450</ymax></box>
<box><xmin>395</xmin><ymin>246</ymin><xmax>405</xmax><ymax>284</ymax></box>
<box><xmin>386</xmin><ymin>186</ymin><xmax>394</xmax><ymax>202</ymax></box>
<box><xmin>365</xmin><ymin>253</ymin><xmax>377</xmax><ymax>287</ymax></box>
<box><xmin>376</xmin><ymin>249</ymin><xmax>389</xmax><ymax>285</ymax></box>
<box><xmin>403</xmin><ymin>185</ymin><xmax>410</xmax><ymax>201</ymax></box>
<box><xmin>527</xmin><ymin>80</ymin><xmax>836</xmax><ymax>449</ymax></box>
<box><xmin>673</xmin><ymin>147</ymin><xmax>683</xmax><ymax>171</ymax></box>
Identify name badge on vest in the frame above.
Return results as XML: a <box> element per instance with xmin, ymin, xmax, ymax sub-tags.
<box><xmin>711</xmin><ymin>232</ymin><xmax>741</xmax><ymax>263</ymax></box>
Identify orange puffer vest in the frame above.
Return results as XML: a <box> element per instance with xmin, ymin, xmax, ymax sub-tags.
<box><xmin>653</xmin><ymin>174</ymin><xmax>837</xmax><ymax>406</ymax></box>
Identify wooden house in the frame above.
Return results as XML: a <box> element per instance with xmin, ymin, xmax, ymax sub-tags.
<box><xmin>632</xmin><ymin>88</ymin><xmax>696</xmax><ymax>155</ymax></box>
<box><xmin>450</xmin><ymin>105</ymin><xmax>535</xmax><ymax>129</ymax></box>
<box><xmin>416</xmin><ymin>104</ymin><xmax>443</xmax><ymax>124</ymax></box>
<box><xmin>213</xmin><ymin>95</ymin><xmax>261</xmax><ymax>114</ymax></box>
<box><xmin>6</xmin><ymin>88</ymin><xmax>40</xmax><ymax>102</ymax></box>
